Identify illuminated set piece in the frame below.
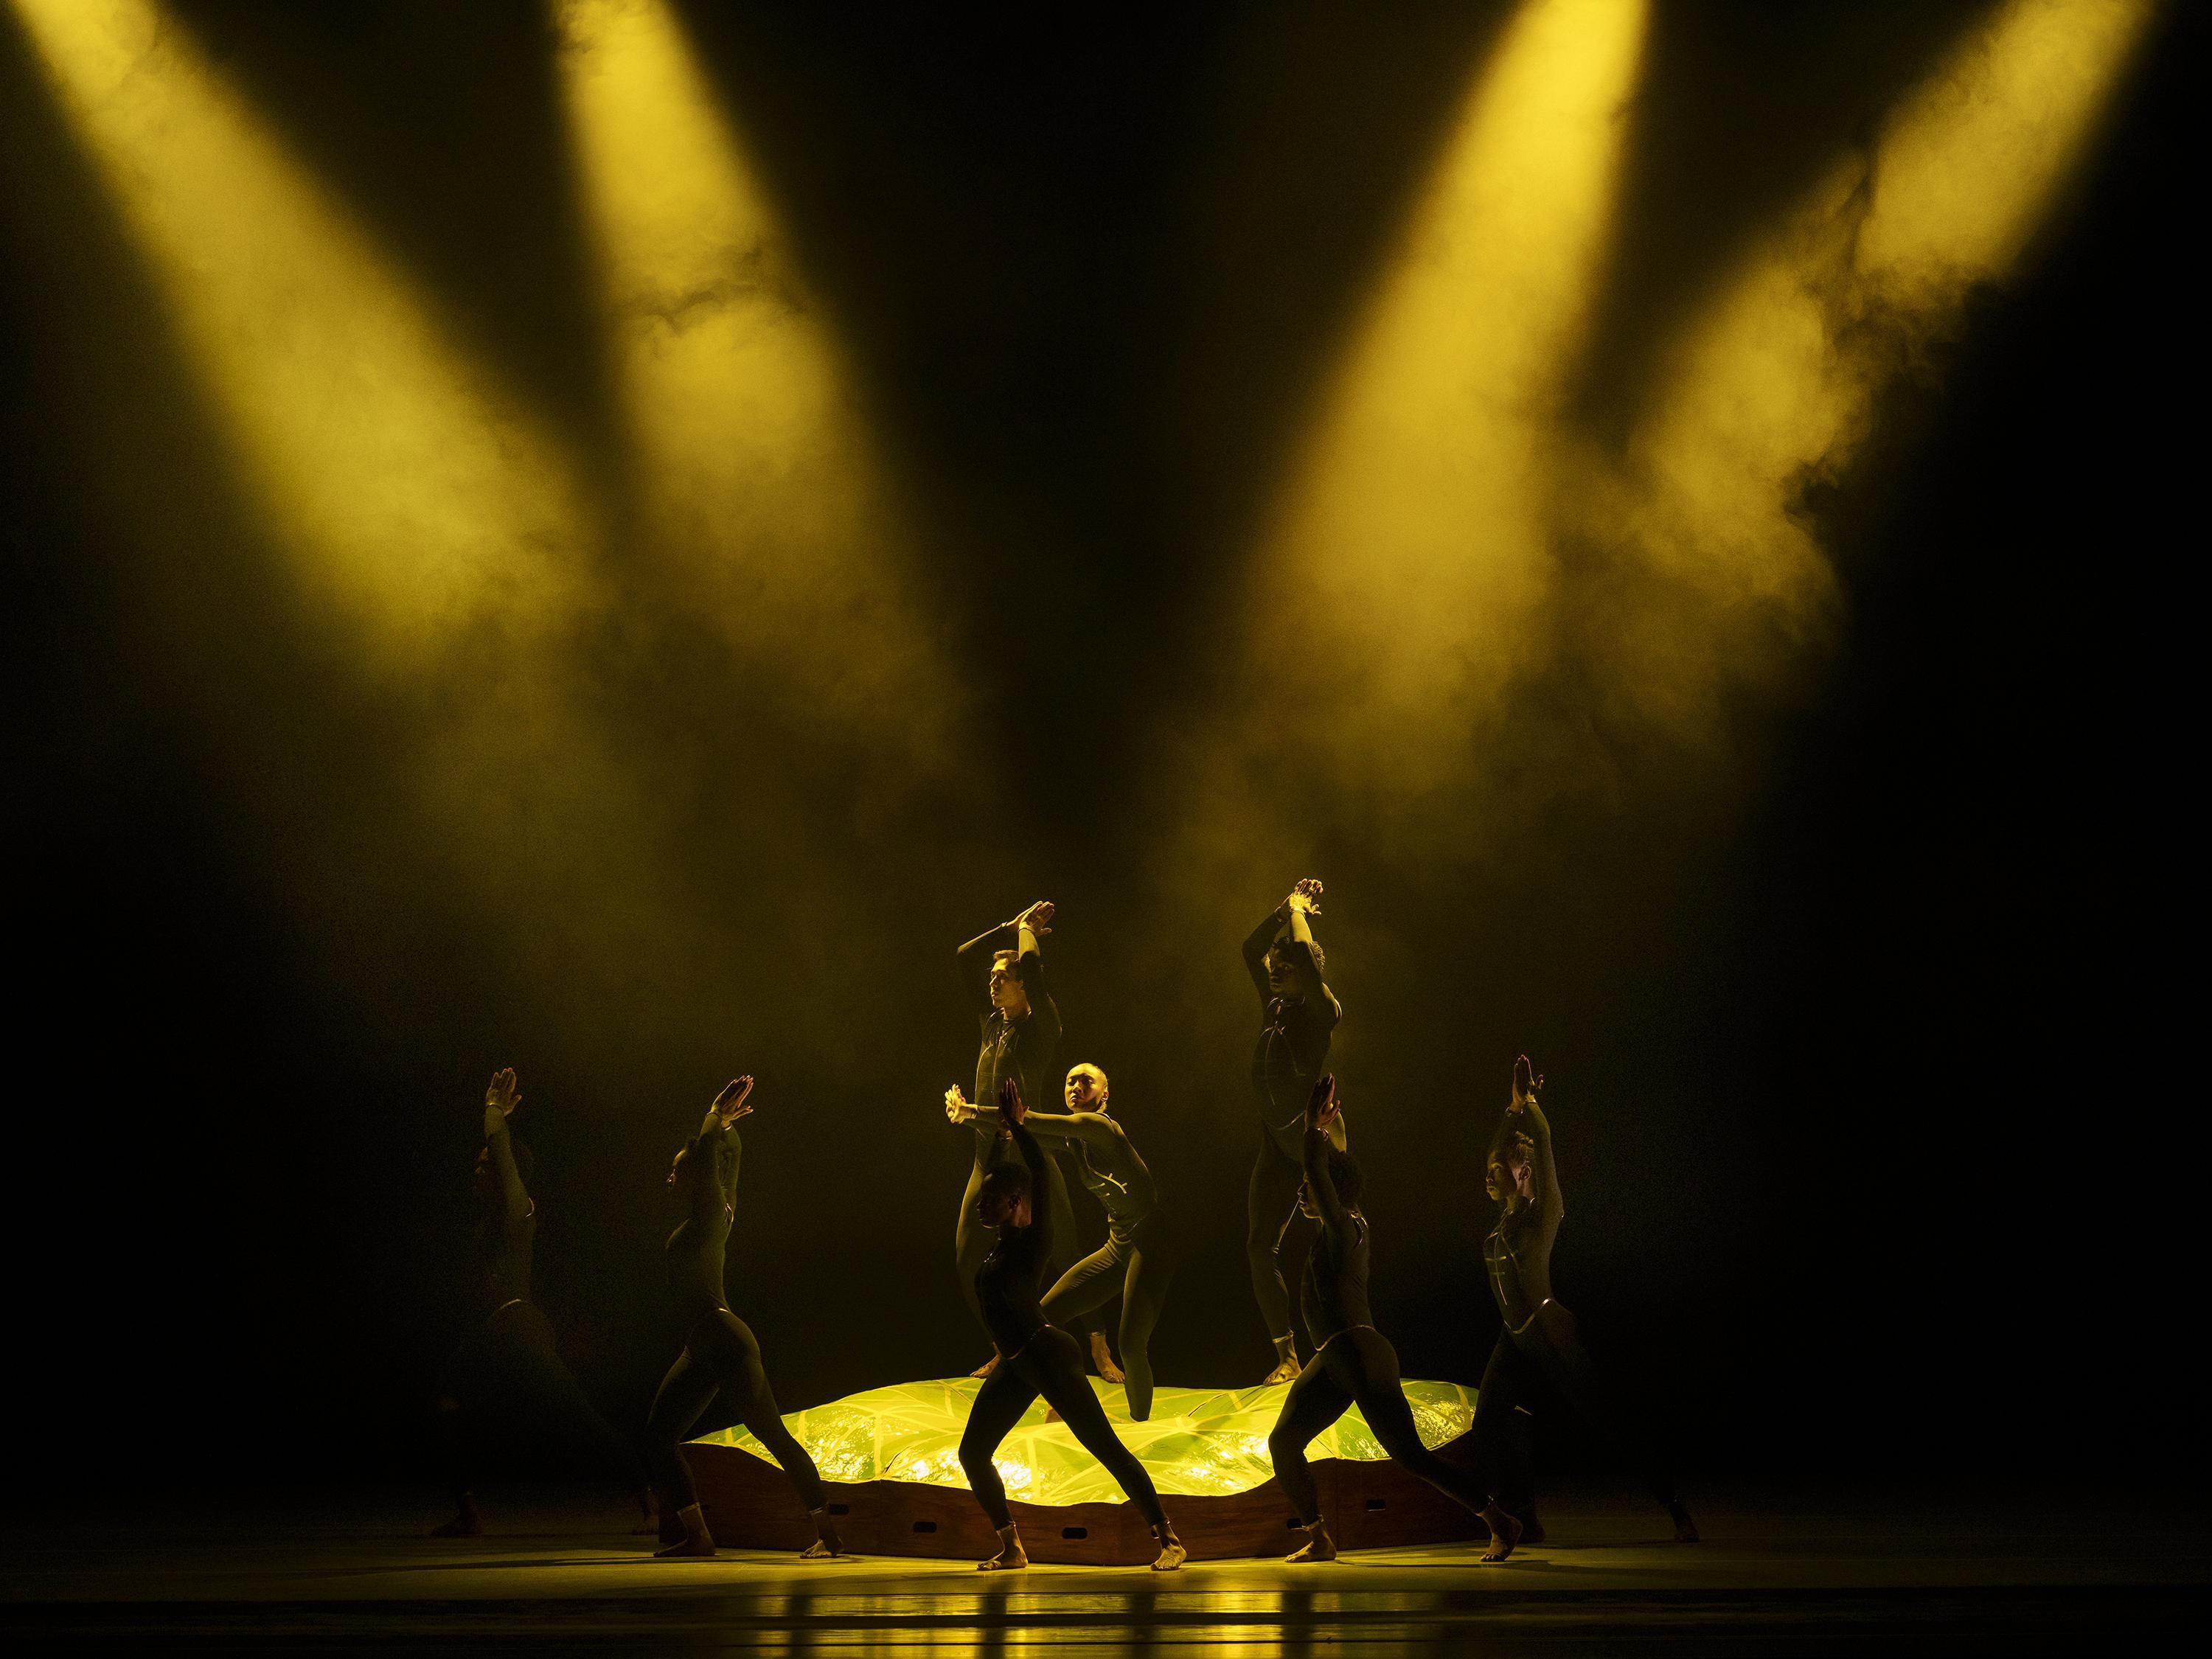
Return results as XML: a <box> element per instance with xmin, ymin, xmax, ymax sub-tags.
<box><xmin>683</xmin><ymin>1377</ymin><xmax>1484</xmax><ymax>1562</ymax></box>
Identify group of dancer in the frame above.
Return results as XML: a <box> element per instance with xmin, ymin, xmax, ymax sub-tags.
<box><xmin>434</xmin><ymin>880</ymin><xmax>1694</xmax><ymax>1569</ymax></box>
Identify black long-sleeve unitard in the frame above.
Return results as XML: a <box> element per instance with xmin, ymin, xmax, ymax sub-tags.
<box><xmin>435</xmin><ymin>1107</ymin><xmax>640</xmax><ymax>1502</ymax></box>
<box><xmin>1470</xmin><ymin>1098</ymin><xmax>1678</xmax><ymax>1515</ymax></box>
<box><xmin>953</xmin><ymin>926</ymin><xmax>1087</xmax><ymax>1335</ymax></box>
<box><xmin>643</xmin><ymin>1114</ymin><xmax>826</xmax><ymax>1516</ymax></box>
<box><xmin>1019</xmin><ymin>1108</ymin><xmax>1178</xmax><ymax>1420</ymax></box>
<box><xmin>1242</xmin><ymin>908</ymin><xmax>1344</xmax><ymax>1344</ymax></box>
<box><xmin>957</xmin><ymin>1117</ymin><xmax>1166</xmax><ymax>1531</ymax></box>
<box><xmin>1267</xmin><ymin>1122</ymin><xmax>1488</xmax><ymax>1528</ymax></box>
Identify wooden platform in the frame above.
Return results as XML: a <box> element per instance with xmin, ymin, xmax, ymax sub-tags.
<box><xmin>687</xmin><ymin>1433</ymin><xmax>1487</xmax><ymax>1565</ymax></box>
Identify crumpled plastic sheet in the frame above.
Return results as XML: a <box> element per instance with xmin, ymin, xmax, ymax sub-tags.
<box><xmin>692</xmin><ymin>1377</ymin><xmax>1478</xmax><ymax>1506</ymax></box>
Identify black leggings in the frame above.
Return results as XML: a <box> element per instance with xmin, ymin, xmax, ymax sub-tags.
<box><xmin>1269</xmin><ymin>1326</ymin><xmax>1490</xmax><ymax>1526</ymax></box>
<box><xmin>957</xmin><ymin>1150</ymin><xmax>1089</xmax><ymax>1338</ymax></box>
<box><xmin>644</xmin><ymin>1308</ymin><xmax>824</xmax><ymax>1515</ymax></box>
<box><xmin>1245</xmin><ymin>1135</ymin><xmax>1312</xmax><ymax>1343</ymax></box>
<box><xmin>1043</xmin><ymin>1218</ymin><xmax>1177</xmax><ymax>1421</ymax></box>
<box><xmin>434</xmin><ymin>1300</ymin><xmax>644</xmax><ymax>1503</ymax></box>
<box><xmin>1472</xmin><ymin>1301</ymin><xmax>1676</xmax><ymax>1514</ymax></box>
<box><xmin>959</xmin><ymin>1326</ymin><xmax>1166</xmax><ymax>1531</ymax></box>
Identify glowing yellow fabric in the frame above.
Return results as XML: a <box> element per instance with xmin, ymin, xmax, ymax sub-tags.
<box><xmin>693</xmin><ymin>1377</ymin><xmax>1476</xmax><ymax>1504</ymax></box>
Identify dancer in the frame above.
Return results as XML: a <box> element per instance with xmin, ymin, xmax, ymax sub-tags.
<box><xmin>947</xmin><ymin>1062</ymin><xmax>1176</xmax><ymax>1419</ymax></box>
<box><xmin>1471</xmin><ymin>1056</ymin><xmax>1697</xmax><ymax>1558</ymax></box>
<box><xmin>1242</xmin><ymin>878</ymin><xmax>1343</xmax><ymax>1382</ymax></box>
<box><xmin>958</xmin><ymin>1079</ymin><xmax>1186</xmax><ymax>1572</ymax></box>
<box><xmin>1267</xmin><ymin>1074</ymin><xmax>1500</xmax><ymax>1563</ymax></box>
<box><xmin>643</xmin><ymin>1076</ymin><xmax>843</xmax><ymax>1560</ymax></box>
<box><xmin>946</xmin><ymin>902</ymin><xmax>1113</xmax><ymax>1380</ymax></box>
<box><xmin>431</xmin><ymin>1068</ymin><xmax>653</xmax><ymax>1537</ymax></box>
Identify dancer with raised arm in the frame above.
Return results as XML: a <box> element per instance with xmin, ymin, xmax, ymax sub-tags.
<box><xmin>958</xmin><ymin>1078</ymin><xmax>1186</xmax><ymax>1572</ymax></box>
<box><xmin>947</xmin><ymin>1061</ymin><xmax>1176</xmax><ymax>1419</ymax></box>
<box><xmin>431</xmin><ymin>1068</ymin><xmax>653</xmax><ymax>1537</ymax></box>
<box><xmin>1267</xmin><ymin>1074</ymin><xmax>1500</xmax><ymax>1563</ymax></box>
<box><xmin>1472</xmin><ymin>1056</ymin><xmax>1697</xmax><ymax>1559</ymax></box>
<box><xmin>945</xmin><ymin>902</ymin><xmax>1113</xmax><ymax>1380</ymax></box>
<box><xmin>1242</xmin><ymin>878</ymin><xmax>1343</xmax><ymax>1382</ymax></box>
<box><xmin>643</xmin><ymin>1077</ymin><xmax>843</xmax><ymax>1561</ymax></box>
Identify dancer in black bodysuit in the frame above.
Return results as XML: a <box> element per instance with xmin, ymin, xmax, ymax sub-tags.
<box><xmin>945</xmin><ymin>902</ymin><xmax>1110</xmax><ymax>1380</ymax></box>
<box><xmin>642</xmin><ymin>1076</ymin><xmax>842</xmax><ymax>1559</ymax></box>
<box><xmin>1470</xmin><ymin>1055</ymin><xmax>1697</xmax><ymax>1560</ymax></box>
<box><xmin>958</xmin><ymin>1079</ymin><xmax>1186</xmax><ymax>1572</ymax></box>
<box><xmin>948</xmin><ymin>1062</ymin><xmax>1176</xmax><ymax>1419</ymax></box>
<box><xmin>1242</xmin><ymin>878</ymin><xmax>1343</xmax><ymax>1382</ymax></box>
<box><xmin>431</xmin><ymin>1068</ymin><xmax>652</xmax><ymax>1537</ymax></box>
<box><xmin>1267</xmin><ymin>1074</ymin><xmax>1501</xmax><ymax>1563</ymax></box>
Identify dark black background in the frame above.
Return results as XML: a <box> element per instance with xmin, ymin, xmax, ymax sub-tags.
<box><xmin>1</xmin><ymin>1</ymin><xmax>2199</xmax><ymax>1504</ymax></box>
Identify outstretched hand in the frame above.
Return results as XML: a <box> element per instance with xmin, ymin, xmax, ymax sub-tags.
<box><xmin>945</xmin><ymin>1084</ymin><xmax>978</xmax><ymax>1125</ymax></box>
<box><xmin>712</xmin><ymin>1075</ymin><xmax>757</xmax><ymax>1127</ymax></box>
<box><xmin>1306</xmin><ymin>1072</ymin><xmax>1341</xmax><ymax>1135</ymax></box>
<box><xmin>1012</xmin><ymin>900</ymin><xmax>1055</xmax><ymax>937</ymax></box>
<box><xmin>1509</xmin><ymin>1054</ymin><xmax>1542</xmax><ymax>1114</ymax></box>
<box><xmin>485</xmin><ymin>1067</ymin><xmax>521</xmax><ymax>1119</ymax></box>
<box><xmin>1000</xmin><ymin>1076</ymin><xmax>1029</xmax><ymax>1128</ymax></box>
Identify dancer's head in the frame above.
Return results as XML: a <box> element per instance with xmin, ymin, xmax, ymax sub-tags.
<box><xmin>1297</xmin><ymin>1147</ymin><xmax>1362</xmax><ymax>1217</ymax></box>
<box><xmin>975</xmin><ymin>1162</ymin><xmax>1033</xmax><ymax>1228</ymax></box>
<box><xmin>1485</xmin><ymin>1135</ymin><xmax>1534</xmax><ymax>1207</ymax></box>
<box><xmin>1265</xmin><ymin>937</ymin><xmax>1324</xmax><ymax>998</ymax></box>
<box><xmin>666</xmin><ymin>1140</ymin><xmax>702</xmax><ymax>1195</ymax></box>
<box><xmin>1064</xmin><ymin>1062</ymin><xmax>1110</xmax><ymax>1112</ymax></box>
<box><xmin>987</xmin><ymin>950</ymin><xmax>1032</xmax><ymax>1018</ymax></box>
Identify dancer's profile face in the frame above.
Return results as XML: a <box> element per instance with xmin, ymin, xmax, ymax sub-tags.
<box><xmin>988</xmin><ymin>959</ymin><xmax>1030</xmax><ymax>1018</ymax></box>
<box><xmin>1265</xmin><ymin>950</ymin><xmax>1299</xmax><ymax>995</ymax></box>
<box><xmin>1295</xmin><ymin>1180</ymin><xmax>1320</xmax><ymax>1220</ymax></box>
<box><xmin>975</xmin><ymin>1185</ymin><xmax>1026</xmax><ymax>1228</ymax></box>
<box><xmin>667</xmin><ymin>1148</ymin><xmax>690</xmax><ymax>1192</ymax></box>
<box><xmin>1064</xmin><ymin>1067</ymin><xmax>1107</xmax><ymax>1110</ymax></box>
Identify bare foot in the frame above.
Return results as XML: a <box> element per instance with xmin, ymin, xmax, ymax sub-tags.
<box><xmin>970</xmin><ymin>1353</ymin><xmax>1000</xmax><ymax>1380</ymax></box>
<box><xmin>1261</xmin><ymin>1358</ymin><xmax>1301</xmax><ymax>1385</ymax></box>
<box><xmin>1669</xmin><ymin>1501</ymin><xmax>1700</xmax><ymax>1543</ymax></box>
<box><xmin>1151</xmin><ymin>1529</ymin><xmax>1187</xmax><ymax>1571</ymax></box>
<box><xmin>799</xmin><ymin>1538</ymin><xmax>839</xmax><ymax>1559</ymax></box>
<box><xmin>654</xmin><ymin>1534</ymin><xmax>716</xmax><ymax>1558</ymax></box>
<box><xmin>630</xmin><ymin>1489</ymin><xmax>662</xmax><ymax>1536</ymax></box>
<box><xmin>977</xmin><ymin>1545</ymin><xmax>1028</xmax><ymax>1571</ymax></box>
<box><xmin>1091</xmin><ymin>1335</ymin><xmax>1126</xmax><ymax>1383</ymax></box>
<box><xmin>1285</xmin><ymin>1520</ymin><xmax>1336</xmax><ymax>1562</ymax></box>
<box><xmin>1480</xmin><ymin>1504</ymin><xmax>1522</xmax><ymax>1563</ymax></box>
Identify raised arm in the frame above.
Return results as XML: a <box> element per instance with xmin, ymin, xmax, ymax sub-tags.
<box><xmin>692</xmin><ymin>1075</ymin><xmax>754</xmax><ymax>1215</ymax></box>
<box><xmin>998</xmin><ymin>1078</ymin><xmax>1052</xmax><ymax>1259</ymax></box>
<box><xmin>1301</xmin><ymin>1074</ymin><xmax>1352</xmax><ymax>1237</ymax></box>
<box><xmin>482</xmin><ymin>1068</ymin><xmax>529</xmax><ymax>1221</ymax></box>
<box><xmin>1503</xmin><ymin>1055</ymin><xmax>1562</xmax><ymax>1225</ymax></box>
<box><xmin>1242</xmin><ymin>905</ymin><xmax>1285</xmax><ymax>999</ymax></box>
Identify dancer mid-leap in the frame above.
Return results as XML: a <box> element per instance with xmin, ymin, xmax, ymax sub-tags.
<box><xmin>643</xmin><ymin>1077</ymin><xmax>843</xmax><ymax>1560</ymax></box>
<box><xmin>1472</xmin><ymin>1056</ymin><xmax>1697</xmax><ymax>1559</ymax></box>
<box><xmin>946</xmin><ymin>902</ymin><xmax>1110</xmax><ymax>1380</ymax></box>
<box><xmin>1243</xmin><ymin>878</ymin><xmax>1343</xmax><ymax>1382</ymax></box>
<box><xmin>958</xmin><ymin>1078</ymin><xmax>1186</xmax><ymax>1572</ymax></box>
<box><xmin>431</xmin><ymin>1068</ymin><xmax>653</xmax><ymax>1537</ymax></box>
<box><xmin>1267</xmin><ymin>1074</ymin><xmax>1500</xmax><ymax>1563</ymax></box>
<box><xmin>949</xmin><ymin>1061</ymin><xmax>1176</xmax><ymax>1419</ymax></box>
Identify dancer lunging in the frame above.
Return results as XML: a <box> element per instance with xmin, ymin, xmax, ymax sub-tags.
<box><xmin>1243</xmin><ymin>878</ymin><xmax>1343</xmax><ymax>1382</ymax></box>
<box><xmin>946</xmin><ymin>902</ymin><xmax>1107</xmax><ymax>1379</ymax></box>
<box><xmin>1267</xmin><ymin>1074</ymin><xmax>1498</xmax><ymax>1563</ymax></box>
<box><xmin>644</xmin><ymin>1077</ymin><xmax>842</xmax><ymax>1560</ymax></box>
<box><xmin>1472</xmin><ymin>1056</ymin><xmax>1696</xmax><ymax>1559</ymax></box>
<box><xmin>948</xmin><ymin>1062</ymin><xmax>1177</xmax><ymax>1419</ymax></box>
<box><xmin>958</xmin><ymin>1078</ymin><xmax>1186</xmax><ymax>1571</ymax></box>
<box><xmin>431</xmin><ymin>1068</ymin><xmax>653</xmax><ymax>1537</ymax></box>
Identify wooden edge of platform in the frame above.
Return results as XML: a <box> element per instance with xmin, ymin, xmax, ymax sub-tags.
<box><xmin>688</xmin><ymin>1430</ymin><xmax>1485</xmax><ymax>1566</ymax></box>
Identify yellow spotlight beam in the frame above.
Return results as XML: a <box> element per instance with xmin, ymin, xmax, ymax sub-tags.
<box><xmin>554</xmin><ymin>0</ymin><xmax>963</xmax><ymax>762</ymax></box>
<box><xmin>1180</xmin><ymin>0</ymin><xmax>1649</xmax><ymax>825</ymax></box>
<box><xmin>1591</xmin><ymin>0</ymin><xmax>2157</xmax><ymax>731</ymax></box>
<box><xmin>12</xmin><ymin>0</ymin><xmax>585</xmax><ymax>652</ymax></box>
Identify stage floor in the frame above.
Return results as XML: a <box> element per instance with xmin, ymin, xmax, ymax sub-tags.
<box><xmin>4</xmin><ymin>1491</ymin><xmax>2205</xmax><ymax>1653</ymax></box>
